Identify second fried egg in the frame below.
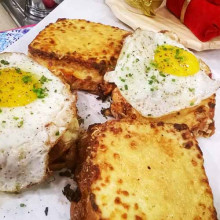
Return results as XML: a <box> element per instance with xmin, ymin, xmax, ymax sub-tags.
<box><xmin>104</xmin><ymin>29</ymin><xmax>220</xmax><ymax>117</ymax></box>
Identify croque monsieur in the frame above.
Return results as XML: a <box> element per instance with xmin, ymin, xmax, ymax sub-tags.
<box><xmin>104</xmin><ymin>29</ymin><xmax>220</xmax><ymax>137</ymax></box>
<box><xmin>71</xmin><ymin>120</ymin><xmax>217</xmax><ymax>219</ymax></box>
<box><xmin>28</xmin><ymin>19</ymin><xmax>130</xmax><ymax>96</ymax></box>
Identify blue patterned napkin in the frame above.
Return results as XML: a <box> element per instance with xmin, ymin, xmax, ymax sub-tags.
<box><xmin>0</xmin><ymin>25</ymin><xmax>34</xmax><ymax>52</ymax></box>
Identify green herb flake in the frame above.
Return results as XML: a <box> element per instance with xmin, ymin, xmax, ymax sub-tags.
<box><xmin>13</xmin><ymin>116</ymin><xmax>19</xmax><ymax>120</ymax></box>
<box><xmin>18</xmin><ymin>120</ymin><xmax>24</xmax><ymax>128</ymax></box>
<box><xmin>172</xmin><ymin>79</ymin><xmax>176</xmax><ymax>82</ymax></box>
<box><xmin>0</xmin><ymin>109</ymin><xmax>2</xmax><ymax>113</ymax></box>
<box><xmin>150</xmin><ymin>61</ymin><xmax>158</xmax><ymax>68</ymax></box>
<box><xmin>32</xmin><ymin>87</ymin><xmax>48</xmax><ymax>99</ymax></box>
<box><xmin>39</xmin><ymin>75</ymin><xmax>52</xmax><ymax>84</ymax></box>
<box><xmin>2</xmin><ymin>121</ymin><xmax>6</xmax><ymax>123</ymax></box>
<box><xmin>136</xmin><ymin>58</ymin><xmax>139</xmax><ymax>62</ymax></box>
<box><xmin>124</xmin><ymin>85</ymin><xmax>128</xmax><ymax>90</ymax></box>
<box><xmin>190</xmin><ymin>102</ymin><xmax>194</xmax><ymax>106</ymax></box>
<box><xmin>54</xmin><ymin>89</ymin><xmax>57</xmax><ymax>93</ymax></box>
<box><xmin>148</xmin><ymin>80</ymin><xmax>153</xmax><ymax>85</ymax></box>
<box><xmin>119</xmin><ymin>77</ymin><xmax>126</xmax><ymax>82</ymax></box>
<box><xmin>22</xmin><ymin>75</ymin><xmax>32</xmax><ymax>84</ymax></box>
<box><xmin>188</xmin><ymin>88</ymin><xmax>195</xmax><ymax>92</ymax></box>
<box><xmin>145</xmin><ymin>67</ymin><xmax>151</xmax><ymax>73</ymax></box>
<box><xmin>15</xmin><ymin>67</ymin><xmax>21</xmax><ymax>74</ymax></box>
<box><xmin>0</xmin><ymin>60</ymin><xmax>9</xmax><ymax>65</ymax></box>
<box><xmin>20</xmin><ymin>203</ymin><xmax>26</xmax><ymax>208</ymax></box>
<box><xmin>159</xmin><ymin>72</ymin><xmax>166</xmax><ymax>77</ymax></box>
<box><xmin>150</xmin><ymin>88</ymin><xmax>154</xmax><ymax>91</ymax></box>
<box><xmin>127</xmin><ymin>54</ymin><xmax>130</xmax><ymax>58</ymax></box>
<box><xmin>128</xmin><ymin>73</ymin><xmax>133</xmax><ymax>77</ymax></box>
<box><xmin>55</xmin><ymin>131</ymin><xmax>60</xmax><ymax>136</ymax></box>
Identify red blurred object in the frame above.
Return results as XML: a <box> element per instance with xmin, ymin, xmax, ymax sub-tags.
<box><xmin>166</xmin><ymin>0</ymin><xmax>220</xmax><ymax>42</ymax></box>
<box><xmin>208</xmin><ymin>0</ymin><xmax>220</xmax><ymax>5</ymax></box>
<box><xmin>42</xmin><ymin>0</ymin><xmax>57</xmax><ymax>8</ymax></box>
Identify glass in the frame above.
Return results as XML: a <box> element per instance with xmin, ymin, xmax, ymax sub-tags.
<box><xmin>25</xmin><ymin>0</ymin><xmax>63</xmax><ymax>18</ymax></box>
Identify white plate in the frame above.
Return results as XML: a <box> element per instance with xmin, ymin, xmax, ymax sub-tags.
<box><xmin>2</xmin><ymin>0</ymin><xmax>220</xmax><ymax>219</ymax></box>
<box><xmin>105</xmin><ymin>0</ymin><xmax>220</xmax><ymax>51</ymax></box>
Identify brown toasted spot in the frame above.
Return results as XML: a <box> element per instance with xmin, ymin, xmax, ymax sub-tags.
<box><xmin>113</xmin><ymin>153</ymin><xmax>120</xmax><ymax>160</ymax></box>
<box><xmin>150</xmin><ymin>123</ymin><xmax>156</xmax><ymax>128</ymax></box>
<box><xmin>208</xmin><ymin>102</ymin><xmax>215</xmax><ymax>108</ymax></box>
<box><xmin>181</xmin><ymin>132</ymin><xmax>191</xmax><ymax>140</ymax></box>
<box><xmin>105</xmin><ymin>176</ymin><xmax>110</xmax><ymax>183</ymax></box>
<box><xmin>157</xmin><ymin>121</ymin><xmax>164</xmax><ymax>126</ymax></box>
<box><xmin>135</xmin><ymin>216</ymin><xmax>143</xmax><ymax>220</ymax></box>
<box><xmin>196</xmin><ymin>106</ymin><xmax>205</xmax><ymax>113</ymax></box>
<box><xmin>90</xmin><ymin>193</ymin><xmax>98</xmax><ymax>211</ymax></box>
<box><xmin>174</xmin><ymin>123</ymin><xmax>188</xmax><ymax>131</ymax></box>
<box><xmin>115</xmin><ymin>197</ymin><xmax>121</xmax><ymax>204</ymax></box>
<box><xmin>124</xmin><ymin>134</ymin><xmax>131</xmax><ymax>138</ymax></box>
<box><xmin>130</xmin><ymin>141</ymin><xmax>137</xmax><ymax>150</ymax></box>
<box><xmin>184</xmin><ymin>141</ymin><xmax>193</xmax><ymax>149</ymax></box>
<box><xmin>118</xmin><ymin>179</ymin><xmax>123</xmax><ymax>184</ymax></box>
<box><xmin>191</xmin><ymin>159</ymin><xmax>198</xmax><ymax>166</ymax></box>
<box><xmin>147</xmin><ymin>166</ymin><xmax>151</xmax><ymax>170</ymax></box>
<box><xmin>110</xmin><ymin>126</ymin><xmax>123</xmax><ymax>135</ymax></box>
<box><xmin>100</xmin><ymin>144</ymin><xmax>107</xmax><ymax>152</ymax></box>
<box><xmin>134</xmin><ymin>203</ymin><xmax>139</xmax><ymax>210</ymax></box>
<box><xmin>122</xmin><ymin>213</ymin><xmax>127</xmax><ymax>219</ymax></box>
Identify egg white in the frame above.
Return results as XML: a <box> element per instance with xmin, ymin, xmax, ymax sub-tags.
<box><xmin>104</xmin><ymin>29</ymin><xmax>220</xmax><ymax>117</ymax></box>
<box><xmin>0</xmin><ymin>53</ymin><xmax>78</xmax><ymax>192</ymax></box>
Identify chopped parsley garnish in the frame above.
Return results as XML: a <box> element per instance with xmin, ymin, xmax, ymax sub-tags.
<box><xmin>127</xmin><ymin>54</ymin><xmax>130</xmax><ymax>58</ymax></box>
<box><xmin>0</xmin><ymin>109</ymin><xmax>2</xmax><ymax>113</ymax></box>
<box><xmin>159</xmin><ymin>72</ymin><xmax>166</xmax><ymax>77</ymax></box>
<box><xmin>136</xmin><ymin>58</ymin><xmax>140</xmax><ymax>62</ymax></box>
<box><xmin>150</xmin><ymin>88</ymin><xmax>154</xmax><ymax>91</ymax></box>
<box><xmin>20</xmin><ymin>203</ymin><xmax>26</xmax><ymax>207</ymax></box>
<box><xmin>32</xmin><ymin>87</ymin><xmax>48</xmax><ymax>99</ymax></box>
<box><xmin>15</xmin><ymin>67</ymin><xmax>21</xmax><ymax>74</ymax></box>
<box><xmin>22</xmin><ymin>75</ymin><xmax>32</xmax><ymax>84</ymax></box>
<box><xmin>172</xmin><ymin>79</ymin><xmax>176</xmax><ymax>82</ymax></box>
<box><xmin>150</xmin><ymin>61</ymin><xmax>158</xmax><ymax>68</ymax></box>
<box><xmin>39</xmin><ymin>75</ymin><xmax>52</xmax><ymax>84</ymax></box>
<box><xmin>18</xmin><ymin>120</ymin><xmax>24</xmax><ymax>128</ymax></box>
<box><xmin>124</xmin><ymin>85</ymin><xmax>128</xmax><ymax>90</ymax></box>
<box><xmin>54</xmin><ymin>89</ymin><xmax>57</xmax><ymax>93</ymax></box>
<box><xmin>147</xmin><ymin>114</ymin><xmax>152</xmax><ymax>116</ymax></box>
<box><xmin>2</xmin><ymin>121</ymin><xmax>6</xmax><ymax>123</ymax></box>
<box><xmin>0</xmin><ymin>60</ymin><xmax>9</xmax><ymax>65</ymax></box>
<box><xmin>190</xmin><ymin>102</ymin><xmax>194</xmax><ymax>106</ymax></box>
<box><xmin>55</xmin><ymin>131</ymin><xmax>60</xmax><ymax>136</ymax></box>
<box><xmin>148</xmin><ymin>80</ymin><xmax>153</xmax><ymax>85</ymax></box>
<box><xmin>145</xmin><ymin>67</ymin><xmax>151</xmax><ymax>73</ymax></box>
<box><xmin>188</xmin><ymin>88</ymin><xmax>195</xmax><ymax>92</ymax></box>
<box><xmin>13</xmin><ymin>116</ymin><xmax>19</xmax><ymax>120</ymax></box>
<box><xmin>119</xmin><ymin>77</ymin><xmax>125</xmax><ymax>82</ymax></box>
<box><xmin>151</xmin><ymin>75</ymin><xmax>156</xmax><ymax>80</ymax></box>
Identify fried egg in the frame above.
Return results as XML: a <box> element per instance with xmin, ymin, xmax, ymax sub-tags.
<box><xmin>0</xmin><ymin>52</ymin><xmax>78</xmax><ymax>192</ymax></box>
<box><xmin>104</xmin><ymin>29</ymin><xmax>220</xmax><ymax>117</ymax></box>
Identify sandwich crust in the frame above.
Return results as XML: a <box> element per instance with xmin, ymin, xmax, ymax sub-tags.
<box><xmin>71</xmin><ymin>120</ymin><xmax>217</xmax><ymax>219</ymax></box>
<box><xmin>28</xmin><ymin>19</ymin><xmax>130</xmax><ymax>96</ymax></box>
<box><xmin>110</xmin><ymin>60</ymin><xmax>216</xmax><ymax>137</ymax></box>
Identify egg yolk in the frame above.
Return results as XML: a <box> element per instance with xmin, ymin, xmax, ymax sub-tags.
<box><xmin>0</xmin><ymin>68</ymin><xmax>39</xmax><ymax>107</ymax></box>
<box><xmin>154</xmin><ymin>45</ymin><xmax>200</xmax><ymax>77</ymax></box>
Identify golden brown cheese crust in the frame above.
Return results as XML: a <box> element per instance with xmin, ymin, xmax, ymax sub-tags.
<box><xmin>71</xmin><ymin>120</ymin><xmax>217</xmax><ymax>220</ymax></box>
<box><xmin>110</xmin><ymin>60</ymin><xmax>216</xmax><ymax>137</ymax></box>
<box><xmin>28</xmin><ymin>19</ymin><xmax>130</xmax><ymax>95</ymax></box>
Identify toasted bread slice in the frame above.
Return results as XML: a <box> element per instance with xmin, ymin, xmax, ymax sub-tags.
<box><xmin>28</xmin><ymin>19</ymin><xmax>130</xmax><ymax>96</ymax></box>
<box><xmin>71</xmin><ymin>120</ymin><xmax>217</xmax><ymax>219</ymax></box>
<box><xmin>110</xmin><ymin>60</ymin><xmax>216</xmax><ymax>137</ymax></box>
